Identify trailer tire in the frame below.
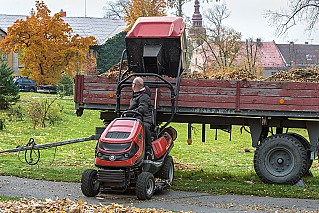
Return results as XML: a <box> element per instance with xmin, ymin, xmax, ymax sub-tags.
<box><xmin>155</xmin><ymin>155</ymin><xmax>174</xmax><ymax>185</ymax></box>
<box><xmin>136</xmin><ymin>172</ymin><xmax>155</xmax><ymax>200</ymax></box>
<box><xmin>254</xmin><ymin>134</ymin><xmax>307</xmax><ymax>185</ymax></box>
<box><xmin>287</xmin><ymin>133</ymin><xmax>313</xmax><ymax>177</ymax></box>
<box><xmin>81</xmin><ymin>169</ymin><xmax>100</xmax><ymax>197</ymax></box>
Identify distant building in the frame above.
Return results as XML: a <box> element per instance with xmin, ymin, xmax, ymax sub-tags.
<box><xmin>187</xmin><ymin>1</ymin><xmax>319</xmax><ymax>77</ymax></box>
<box><xmin>188</xmin><ymin>0</ymin><xmax>206</xmax><ymax>49</ymax></box>
<box><xmin>0</xmin><ymin>13</ymin><xmax>126</xmax><ymax>75</ymax></box>
<box><xmin>189</xmin><ymin>39</ymin><xmax>319</xmax><ymax>77</ymax></box>
<box><xmin>258</xmin><ymin>41</ymin><xmax>287</xmax><ymax>76</ymax></box>
<box><xmin>0</xmin><ymin>26</ymin><xmax>19</xmax><ymax>75</ymax></box>
<box><xmin>277</xmin><ymin>42</ymin><xmax>319</xmax><ymax>68</ymax></box>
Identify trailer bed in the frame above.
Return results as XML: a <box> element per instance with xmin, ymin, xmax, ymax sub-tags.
<box><xmin>74</xmin><ymin>75</ymin><xmax>319</xmax><ymax>119</ymax></box>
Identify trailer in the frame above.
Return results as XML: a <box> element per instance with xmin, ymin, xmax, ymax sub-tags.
<box><xmin>74</xmin><ymin>17</ymin><xmax>319</xmax><ymax>185</ymax></box>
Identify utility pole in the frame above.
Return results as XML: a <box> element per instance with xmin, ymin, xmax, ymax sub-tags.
<box><xmin>85</xmin><ymin>0</ymin><xmax>87</xmax><ymax>17</ymax></box>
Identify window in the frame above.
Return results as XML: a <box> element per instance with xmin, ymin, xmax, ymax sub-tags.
<box><xmin>306</xmin><ymin>54</ymin><xmax>313</xmax><ymax>61</ymax></box>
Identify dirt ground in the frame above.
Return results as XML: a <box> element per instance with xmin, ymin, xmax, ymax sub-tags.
<box><xmin>1</xmin><ymin>176</ymin><xmax>319</xmax><ymax>213</ymax></box>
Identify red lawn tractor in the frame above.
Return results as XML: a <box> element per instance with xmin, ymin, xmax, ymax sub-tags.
<box><xmin>81</xmin><ymin>111</ymin><xmax>176</xmax><ymax>200</ymax></box>
<box><xmin>81</xmin><ymin>16</ymin><xmax>186</xmax><ymax>200</ymax></box>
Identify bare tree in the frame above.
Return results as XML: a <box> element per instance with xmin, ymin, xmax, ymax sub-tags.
<box><xmin>196</xmin><ymin>3</ymin><xmax>241</xmax><ymax>73</ymax></box>
<box><xmin>266</xmin><ymin>0</ymin><xmax>319</xmax><ymax>35</ymax></box>
<box><xmin>167</xmin><ymin>0</ymin><xmax>219</xmax><ymax>17</ymax></box>
<box><xmin>205</xmin><ymin>3</ymin><xmax>230</xmax><ymax>34</ymax></box>
<box><xmin>167</xmin><ymin>0</ymin><xmax>191</xmax><ymax>17</ymax></box>
<box><xmin>242</xmin><ymin>38</ymin><xmax>262</xmax><ymax>75</ymax></box>
<box><xmin>103</xmin><ymin>0</ymin><xmax>128</xmax><ymax>19</ymax></box>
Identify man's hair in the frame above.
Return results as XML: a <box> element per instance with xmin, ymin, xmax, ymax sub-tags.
<box><xmin>134</xmin><ymin>77</ymin><xmax>144</xmax><ymax>89</ymax></box>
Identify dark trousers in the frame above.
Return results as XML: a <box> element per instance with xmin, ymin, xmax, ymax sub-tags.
<box><xmin>144</xmin><ymin>122</ymin><xmax>152</xmax><ymax>152</ymax></box>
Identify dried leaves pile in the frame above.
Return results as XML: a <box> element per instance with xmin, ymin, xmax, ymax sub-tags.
<box><xmin>0</xmin><ymin>198</ymin><xmax>192</xmax><ymax>213</ymax></box>
<box><xmin>174</xmin><ymin>162</ymin><xmax>201</xmax><ymax>171</ymax></box>
<box><xmin>264</xmin><ymin>68</ymin><xmax>319</xmax><ymax>82</ymax></box>
<box><xmin>183</xmin><ymin>69</ymin><xmax>260</xmax><ymax>81</ymax></box>
<box><xmin>100</xmin><ymin>61</ymin><xmax>129</xmax><ymax>78</ymax></box>
<box><xmin>101</xmin><ymin>62</ymin><xmax>319</xmax><ymax>83</ymax></box>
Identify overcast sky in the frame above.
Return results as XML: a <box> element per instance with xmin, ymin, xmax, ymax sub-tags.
<box><xmin>0</xmin><ymin>0</ymin><xmax>317</xmax><ymax>44</ymax></box>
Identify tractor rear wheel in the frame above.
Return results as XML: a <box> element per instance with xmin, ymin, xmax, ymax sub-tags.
<box><xmin>155</xmin><ymin>155</ymin><xmax>174</xmax><ymax>185</ymax></box>
<box><xmin>254</xmin><ymin>134</ymin><xmax>307</xmax><ymax>185</ymax></box>
<box><xmin>136</xmin><ymin>172</ymin><xmax>155</xmax><ymax>200</ymax></box>
<box><xmin>81</xmin><ymin>169</ymin><xmax>100</xmax><ymax>197</ymax></box>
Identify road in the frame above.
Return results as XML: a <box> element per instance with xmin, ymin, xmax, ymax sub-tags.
<box><xmin>0</xmin><ymin>176</ymin><xmax>319</xmax><ymax>212</ymax></box>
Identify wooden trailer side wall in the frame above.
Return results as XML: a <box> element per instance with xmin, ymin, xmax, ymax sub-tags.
<box><xmin>75</xmin><ymin>75</ymin><xmax>319</xmax><ymax>113</ymax></box>
<box><xmin>179</xmin><ymin>79</ymin><xmax>319</xmax><ymax>112</ymax></box>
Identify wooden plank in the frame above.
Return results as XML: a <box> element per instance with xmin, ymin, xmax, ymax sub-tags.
<box><xmin>74</xmin><ymin>75</ymin><xmax>84</xmax><ymax>104</ymax></box>
<box><xmin>179</xmin><ymin>87</ymin><xmax>236</xmax><ymax>96</ymax></box>
<box><xmin>240</xmin><ymin>80</ymin><xmax>319</xmax><ymax>90</ymax></box>
<box><xmin>83</xmin><ymin>83</ymin><xmax>117</xmax><ymax>91</ymax></box>
<box><xmin>240</xmin><ymin>96</ymin><xmax>319</xmax><ymax>106</ymax></box>
<box><xmin>239</xmin><ymin>103</ymin><xmax>319</xmax><ymax>111</ymax></box>
<box><xmin>240</xmin><ymin>88</ymin><xmax>319</xmax><ymax>98</ymax></box>
<box><xmin>180</xmin><ymin>78</ymin><xmax>237</xmax><ymax>88</ymax></box>
<box><xmin>177</xmin><ymin>94</ymin><xmax>236</xmax><ymax>103</ymax></box>
<box><xmin>84</xmin><ymin>76</ymin><xmax>117</xmax><ymax>83</ymax></box>
<box><xmin>83</xmin><ymin>98</ymin><xmax>130</xmax><ymax>105</ymax></box>
<box><xmin>164</xmin><ymin>101</ymin><xmax>236</xmax><ymax>109</ymax></box>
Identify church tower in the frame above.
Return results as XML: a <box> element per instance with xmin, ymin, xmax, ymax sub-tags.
<box><xmin>188</xmin><ymin>0</ymin><xmax>206</xmax><ymax>73</ymax></box>
<box><xmin>192</xmin><ymin>0</ymin><xmax>203</xmax><ymax>28</ymax></box>
<box><xmin>189</xmin><ymin>0</ymin><xmax>206</xmax><ymax>46</ymax></box>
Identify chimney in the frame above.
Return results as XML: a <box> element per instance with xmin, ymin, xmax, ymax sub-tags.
<box><xmin>60</xmin><ymin>9</ymin><xmax>66</xmax><ymax>17</ymax></box>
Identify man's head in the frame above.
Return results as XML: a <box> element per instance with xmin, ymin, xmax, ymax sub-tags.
<box><xmin>132</xmin><ymin>77</ymin><xmax>144</xmax><ymax>92</ymax></box>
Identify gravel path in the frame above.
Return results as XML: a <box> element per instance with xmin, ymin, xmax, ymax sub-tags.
<box><xmin>1</xmin><ymin>176</ymin><xmax>319</xmax><ymax>212</ymax></box>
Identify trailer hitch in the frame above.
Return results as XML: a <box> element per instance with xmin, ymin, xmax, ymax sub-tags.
<box><xmin>0</xmin><ymin>135</ymin><xmax>96</xmax><ymax>165</ymax></box>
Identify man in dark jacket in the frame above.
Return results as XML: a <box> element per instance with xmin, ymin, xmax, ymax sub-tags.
<box><xmin>129</xmin><ymin>77</ymin><xmax>153</xmax><ymax>158</ymax></box>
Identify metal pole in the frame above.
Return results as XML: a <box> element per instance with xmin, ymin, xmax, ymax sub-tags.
<box><xmin>85</xmin><ymin>0</ymin><xmax>87</xmax><ymax>17</ymax></box>
<box><xmin>187</xmin><ymin>123</ymin><xmax>192</xmax><ymax>145</ymax></box>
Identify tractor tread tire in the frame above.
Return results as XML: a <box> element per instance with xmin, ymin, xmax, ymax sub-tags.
<box><xmin>254</xmin><ymin>134</ymin><xmax>307</xmax><ymax>185</ymax></box>
<box><xmin>136</xmin><ymin>172</ymin><xmax>155</xmax><ymax>200</ymax></box>
<box><xmin>287</xmin><ymin>133</ymin><xmax>313</xmax><ymax>176</ymax></box>
<box><xmin>81</xmin><ymin>169</ymin><xmax>100</xmax><ymax>197</ymax></box>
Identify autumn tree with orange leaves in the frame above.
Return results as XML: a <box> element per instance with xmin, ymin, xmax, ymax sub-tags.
<box><xmin>0</xmin><ymin>1</ymin><xmax>96</xmax><ymax>85</ymax></box>
<box><xmin>124</xmin><ymin>0</ymin><xmax>167</xmax><ymax>30</ymax></box>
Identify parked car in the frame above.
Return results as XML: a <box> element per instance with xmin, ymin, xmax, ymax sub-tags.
<box><xmin>37</xmin><ymin>85</ymin><xmax>58</xmax><ymax>94</ymax></box>
<box><xmin>13</xmin><ymin>77</ymin><xmax>37</xmax><ymax>92</ymax></box>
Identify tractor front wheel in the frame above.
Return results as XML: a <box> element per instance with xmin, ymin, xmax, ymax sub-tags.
<box><xmin>136</xmin><ymin>172</ymin><xmax>155</xmax><ymax>200</ymax></box>
<box><xmin>81</xmin><ymin>169</ymin><xmax>100</xmax><ymax>197</ymax></box>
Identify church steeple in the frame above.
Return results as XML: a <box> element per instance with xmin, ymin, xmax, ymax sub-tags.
<box><xmin>192</xmin><ymin>0</ymin><xmax>203</xmax><ymax>28</ymax></box>
<box><xmin>189</xmin><ymin>0</ymin><xmax>205</xmax><ymax>45</ymax></box>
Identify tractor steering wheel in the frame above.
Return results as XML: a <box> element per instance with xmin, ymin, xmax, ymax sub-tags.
<box><xmin>121</xmin><ymin>110</ymin><xmax>144</xmax><ymax>121</ymax></box>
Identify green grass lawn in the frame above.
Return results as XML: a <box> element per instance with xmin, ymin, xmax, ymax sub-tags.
<box><xmin>1</xmin><ymin>92</ymin><xmax>319</xmax><ymax>199</ymax></box>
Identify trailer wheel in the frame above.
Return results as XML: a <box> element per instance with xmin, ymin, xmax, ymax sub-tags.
<box><xmin>254</xmin><ymin>134</ymin><xmax>307</xmax><ymax>185</ymax></box>
<box><xmin>287</xmin><ymin>133</ymin><xmax>313</xmax><ymax>177</ymax></box>
<box><xmin>136</xmin><ymin>172</ymin><xmax>155</xmax><ymax>200</ymax></box>
<box><xmin>155</xmin><ymin>155</ymin><xmax>174</xmax><ymax>185</ymax></box>
<box><xmin>81</xmin><ymin>169</ymin><xmax>100</xmax><ymax>197</ymax></box>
